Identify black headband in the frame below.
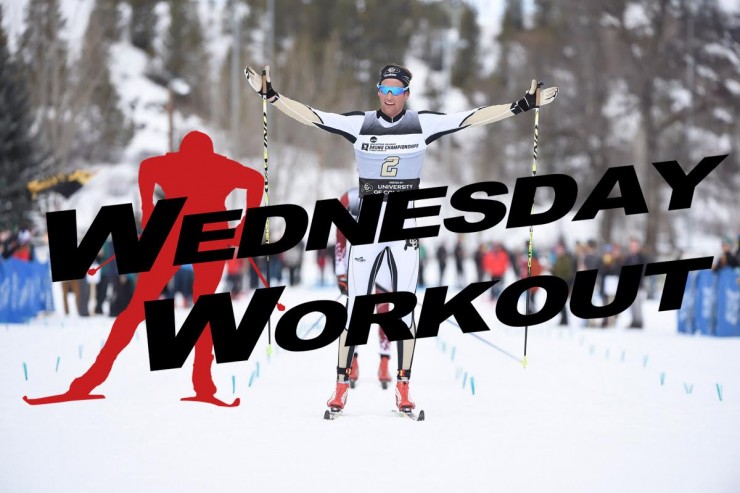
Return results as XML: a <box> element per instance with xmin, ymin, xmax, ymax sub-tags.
<box><xmin>378</xmin><ymin>64</ymin><xmax>412</xmax><ymax>87</ymax></box>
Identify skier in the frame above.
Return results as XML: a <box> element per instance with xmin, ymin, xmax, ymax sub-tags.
<box><xmin>436</xmin><ymin>242</ymin><xmax>448</xmax><ymax>285</ymax></box>
<box><xmin>25</xmin><ymin>131</ymin><xmax>264</xmax><ymax>406</ymax></box>
<box><xmin>453</xmin><ymin>237</ymin><xmax>465</xmax><ymax>288</ymax></box>
<box><xmin>335</xmin><ymin>187</ymin><xmax>393</xmax><ymax>390</ymax></box>
<box><xmin>621</xmin><ymin>237</ymin><xmax>649</xmax><ymax>329</ymax></box>
<box><xmin>245</xmin><ymin>63</ymin><xmax>558</xmax><ymax>415</ymax></box>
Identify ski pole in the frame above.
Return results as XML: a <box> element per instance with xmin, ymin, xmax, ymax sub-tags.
<box><xmin>523</xmin><ymin>87</ymin><xmax>542</xmax><ymax>369</ymax></box>
<box><xmin>88</xmin><ymin>254</ymin><xmax>116</xmax><ymax>275</ymax></box>
<box><xmin>442</xmin><ymin>317</ymin><xmax>523</xmax><ymax>365</ymax></box>
<box><xmin>262</xmin><ymin>68</ymin><xmax>274</xmax><ymax>356</ymax></box>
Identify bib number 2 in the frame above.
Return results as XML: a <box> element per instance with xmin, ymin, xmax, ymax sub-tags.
<box><xmin>381</xmin><ymin>156</ymin><xmax>400</xmax><ymax>177</ymax></box>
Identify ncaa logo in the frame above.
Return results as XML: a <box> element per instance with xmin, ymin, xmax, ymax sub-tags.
<box><xmin>370</xmin><ymin>136</ymin><xmax>378</xmax><ymax>143</ymax></box>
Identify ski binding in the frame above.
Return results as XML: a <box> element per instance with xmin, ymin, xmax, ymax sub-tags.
<box><xmin>324</xmin><ymin>407</ymin><xmax>343</xmax><ymax>420</ymax></box>
<box><xmin>396</xmin><ymin>408</ymin><xmax>425</xmax><ymax>421</ymax></box>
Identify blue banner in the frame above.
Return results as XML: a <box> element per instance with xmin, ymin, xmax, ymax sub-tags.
<box><xmin>693</xmin><ymin>269</ymin><xmax>716</xmax><ymax>335</ymax></box>
<box><xmin>715</xmin><ymin>268</ymin><xmax>740</xmax><ymax>337</ymax></box>
<box><xmin>0</xmin><ymin>258</ymin><xmax>55</xmax><ymax>323</ymax></box>
<box><xmin>677</xmin><ymin>271</ymin><xmax>697</xmax><ymax>334</ymax></box>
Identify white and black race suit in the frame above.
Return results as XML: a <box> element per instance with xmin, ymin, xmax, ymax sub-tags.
<box><xmin>311</xmin><ymin>107</ymin><xmax>479</xmax><ymax>382</ymax></box>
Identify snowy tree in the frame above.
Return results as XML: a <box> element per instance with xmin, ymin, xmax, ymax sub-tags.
<box><xmin>600</xmin><ymin>0</ymin><xmax>740</xmax><ymax>251</ymax></box>
<box><xmin>451</xmin><ymin>3</ymin><xmax>481</xmax><ymax>92</ymax></box>
<box><xmin>17</xmin><ymin>0</ymin><xmax>70</xmax><ymax>169</ymax></box>
<box><xmin>72</xmin><ymin>0</ymin><xmax>132</xmax><ymax>163</ymax></box>
<box><xmin>482</xmin><ymin>0</ymin><xmax>739</xmax><ymax>251</ymax></box>
<box><xmin>163</xmin><ymin>0</ymin><xmax>210</xmax><ymax>115</ymax></box>
<box><xmin>0</xmin><ymin>6</ymin><xmax>43</xmax><ymax>229</ymax></box>
<box><xmin>129</xmin><ymin>0</ymin><xmax>157</xmax><ymax>54</ymax></box>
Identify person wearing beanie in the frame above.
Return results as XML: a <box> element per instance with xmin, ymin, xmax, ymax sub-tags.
<box><xmin>245</xmin><ymin>62</ymin><xmax>559</xmax><ymax>416</ymax></box>
<box><xmin>713</xmin><ymin>236</ymin><xmax>739</xmax><ymax>271</ymax></box>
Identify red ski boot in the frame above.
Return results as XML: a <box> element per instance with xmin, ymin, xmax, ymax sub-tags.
<box><xmin>349</xmin><ymin>353</ymin><xmax>359</xmax><ymax>389</ymax></box>
<box><xmin>395</xmin><ymin>380</ymin><xmax>415</xmax><ymax>411</ymax></box>
<box><xmin>327</xmin><ymin>382</ymin><xmax>350</xmax><ymax>411</ymax></box>
<box><xmin>378</xmin><ymin>355</ymin><xmax>392</xmax><ymax>389</ymax></box>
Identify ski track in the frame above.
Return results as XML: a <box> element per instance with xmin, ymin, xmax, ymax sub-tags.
<box><xmin>1</xmin><ymin>287</ymin><xmax>739</xmax><ymax>492</ymax></box>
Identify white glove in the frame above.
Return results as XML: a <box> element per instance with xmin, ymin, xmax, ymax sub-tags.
<box><xmin>511</xmin><ymin>79</ymin><xmax>558</xmax><ymax>114</ymax></box>
<box><xmin>244</xmin><ymin>65</ymin><xmax>277</xmax><ymax>101</ymax></box>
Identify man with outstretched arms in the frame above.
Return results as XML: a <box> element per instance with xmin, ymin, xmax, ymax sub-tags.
<box><xmin>335</xmin><ymin>187</ymin><xmax>394</xmax><ymax>390</ymax></box>
<box><xmin>246</xmin><ymin>63</ymin><xmax>558</xmax><ymax>415</ymax></box>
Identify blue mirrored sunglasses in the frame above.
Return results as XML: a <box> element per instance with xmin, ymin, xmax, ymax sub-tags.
<box><xmin>377</xmin><ymin>84</ymin><xmax>409</xmax><ymax>96</ymax></box>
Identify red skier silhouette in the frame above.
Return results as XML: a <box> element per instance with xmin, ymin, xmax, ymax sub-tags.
<box><xmin>24</xmin><ymin>131</ymin><xmax>264</xmax><ymax>406</ymax></box>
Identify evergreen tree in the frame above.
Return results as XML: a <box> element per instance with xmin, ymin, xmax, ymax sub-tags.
<box><xmin>17</xmin><ymin>0</ymin><xmax>70</xmax><ymax>167</ymax></box>
<box><xmin>163</xmin><ymin>0</ymin><xmax>209</xmax><ymax>114</ymax></box>
<box><xmin>129</xmin><ymin>0</ymin><xmax>157</xmax><ymax>54</ymax></box>
<box><xmin>0</xmin><ymin>6</ymin><xmax>42</xmax><ymax>229</ymax></box>
<box><xmin>502</xmin><ymin>0</ymin><xmax>525</xmax><ymax>33</ymax></box>
<box><xmin>90</xmin><ymin>0</ymin><xmax>121</xmax><ymax>43</ymax></box>
<box><xmin>451</xmin><ymin>3</ymin><xmax>481</xmax><ymax>91</ymax></box>
<box><xmin>268</xmin><ymin>0</ymin><xmax>417</xmax><ymax>108</ymax></box>
<box><xmin>73</xmin><ymin>0</ymin><xmax>132</xmax><ymax>162</ymax></box>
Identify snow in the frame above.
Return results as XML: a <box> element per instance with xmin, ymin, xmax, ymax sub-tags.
<box><xmin>107</xmin><ymin>41</ymin><xmax>208</xmax><ymax>161</ymax></box>
<box><xmin>623</xmin><ymin>2</ymin><xmax>652</xmax><ymax>33</ymax></box>
<box><xmin>2</xmin><ymin>286</ymin><xmax>740</xmax><ymax>492</ymax></box>
<box><xmin>602</xmin><ymin>79</ymin><xmax>640</xmax><ymax>145</ymax></box>
<box><xmin>668</xmin><ymin>84</ymin><xmax>692</xmax><ymax>113</ymax></box>
<box><xmin>0</xmin><ymin>0</ymin><xmax>26</xmax><ymax>52</ymax></box>
<box><xmin>477</xmin><ymin>21</ymin><xmax>501</xmax><ymax>77</ymax></box>
<box><xmin>469</xmin><ymin>0</ymin><xmax>504</xmax><ymax>33</ymax></box>
<box><xmin>696</xmin><ymin>64</ymin><xmax>719</xmax><ymax>82</ymax></box>
<box><xmin>704</xmin><ymin>43</ymin><xmax>740</xmax><ymax>67</ymax></box>
<box><xmin>713</xmin><ymin>108</ymin><xmax>733</xmax><ymax>124</ymax></box>
<box><xmin>725</xmin><ymin>79</ymin><xmax>740</xmax><ymax>96</ymax></box>
<box><xmin>0</xmin><ymin>0</ymin><xmax>94</xmax><ymax>59</ymax></box>
<box><xmin>2</xmin><ymin>2</ymin><xmax>740</xmax><ymax>490</ymax></box>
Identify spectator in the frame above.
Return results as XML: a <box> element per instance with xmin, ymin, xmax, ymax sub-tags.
<box><xmin>109</xmin><ymin>274</ymin><xmax>135</xmax><ymax>317</ymax></box>
<box><xmin>10</xmin><ymin>227</ymin><xmax>34</xmax><ymax>261</ymax></box>
<box><xmin>551</xmin><ymin>242</ymin><xmax>576</xmax><ymax>325</ymax></box>
<box><xmin>175</xmin><ymin>265</ymin><xmax>194</xmax><ymax>307</ymax></box>
<box><xmin>483</xmin><ymin>242</ymin><xmax>510</xmax><ymax>302</ymax></box>
<box><xmin>270</xmin><ymin>252</ymin><xmax>284</xmax><ymax>285</ymax></box>
<box><xmin>518</xmin><ymin>243</ymin><xmax>542</xmax><ymax>309</ymax></box>
<box><xmin>418</xmin><ymin>242</ymin><xmax>427</xmax><ymax>288</ymax></box>
<box><xmin>581</xmin><ymin>239</ymin><xmax>602</xmax><ymax>328</ymax></box>
<box><xmin>226</xmin><ymin>258</ymin><xmax>245</xmax><ymax>297</ymax></box>
<box><xmin>474</xmin><ymin>244</ymin><xmax>486</xmax><ymax>283</ymax></box>
<box><xmin>436</xmin><ymin>242</ymin><xmax>448</xmax><ymax>285</ymax></box>
<box><xmin>283</xmin><ymin>240</ymin><xmax>305</xmax><ymax>286</ymax></box>
<box><xmin>248</xmin><ymin>256</ymin><xmax>267</xmax><ymax>290</ymax></box>
<box><xmin>713</xmin><ymin>236</ymin><xmax>739</xmax><ymax>271</ymax></box>
<box><xmin>61</xmin><ymin>279</ymin><xmax>82</xmax><ymax>316</ymax></box>
<box><xmin>622</xmin><ymin>237</ymin><xmax>648</xmax><ymax>329</ymax></box>
<box><xmin>94</xmin><ymin>242</ymin><xmax>117</xmax><ymax>315</ymax></box>
<box><xmin>0</xmin><ymin>229</ymin><xmax>10</xmax><ymax>256</ymax></box>
<box><xmin>78</xmin><ymin>275</ymin><xmax>91</xmax><ymax>317</ymax></box>
<box><xmin>599</xmin><ymin>242</ymin><xmax>623</xmax><ymax>328</ymax></box>
<box><xmin>453</xmin><ymin>238</ymin><xmax>465</xmax><ymax>287</ymax></box>
<box><xmin>316</xmin><ymin>248</ymin><xmax>329</xmax><ymax>286</ymax></box>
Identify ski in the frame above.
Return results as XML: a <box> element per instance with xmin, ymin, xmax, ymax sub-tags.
<box><xmin>394</xmin><ymin>408</ymin><xmax>425</xmax><ymax>421</ymax></box>
<box><xmin>181</xmin><ymin>396</ymin><xmax>241</xmax><ymax>407</ymax></box>
<box><xmin>23</xmin><ymin>393</ymin><xmax>105</xmax><ymax>405</ymax></box>
<box><xmin>324</xmin><ymin>407</ymin><xmax>342</xmax><ymax>420</ymax></box>
<box><xmin>324</xmin><ymin>408</ymin><xmax>425</xmax><ymax>421</ymax></box>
